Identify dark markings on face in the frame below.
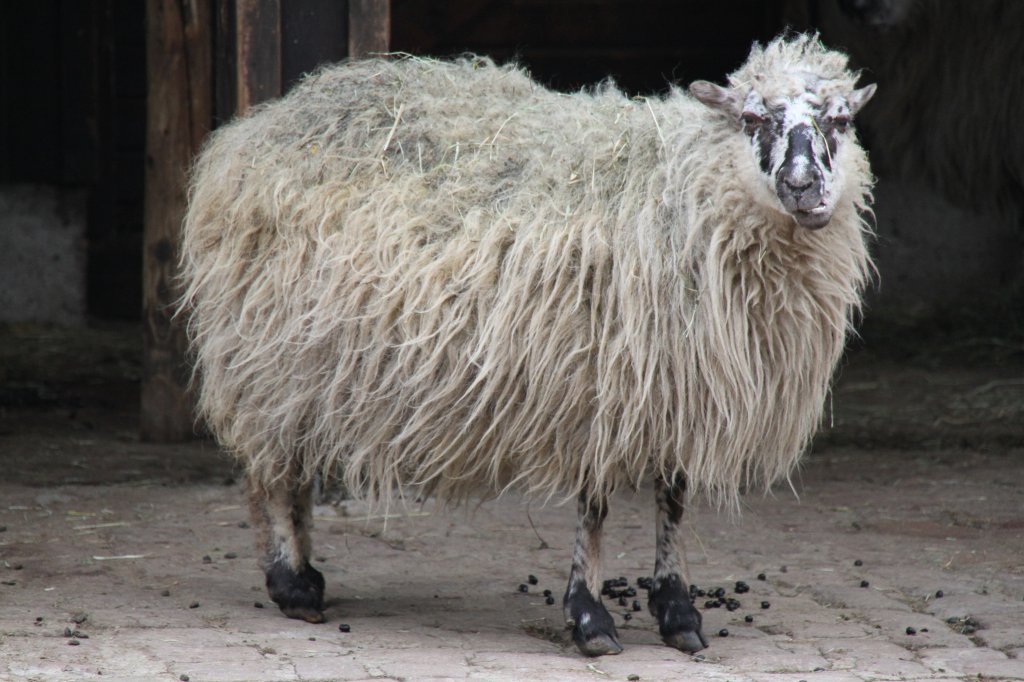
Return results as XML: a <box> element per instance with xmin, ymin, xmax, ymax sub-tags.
<box><xmin>753</xmin><ymin>128</ymin><xmax>774</xmax><ymax>175</ymax></box>
<box><xmin>743</xmin><ymin>93</ymin><xmax>854</xmax><ymax>190</ymax></box>
<box><xmin>818</xmin><ymin>126</ymin><xmax>838</xmax><ymax>171</ymax></box>
<box><xmin>783</xmin><ymin>124</ymin><xmax>815</xmax><ymax>176</ymax></box>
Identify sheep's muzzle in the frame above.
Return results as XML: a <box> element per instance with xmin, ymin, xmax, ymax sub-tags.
<box><xmin>775</xmin><ymin>124</ymin><xmax>832</xmax><ymax>229</ymax></box>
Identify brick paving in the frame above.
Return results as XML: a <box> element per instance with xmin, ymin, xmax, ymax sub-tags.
<box><xmin>1</xmin><ymin>440</ymin><xmax>1022</xmax><ymax>681</ymax></box>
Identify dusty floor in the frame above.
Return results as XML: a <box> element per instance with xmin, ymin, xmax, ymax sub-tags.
<box><xmin>1</xmin><ymin>323</ymin><xmax>1022</xmax><ymax>681</ymax></box>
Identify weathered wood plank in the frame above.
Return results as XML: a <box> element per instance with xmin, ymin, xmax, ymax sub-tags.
<box><xmin>282</xmin><ymin>0</ymin><xmax>348</xmax><ymax>91</ymax></box>
<box><xmin>235</xmin><ymin>0</ymin><xmax>280</xmax><ymax>114</ymax></box>
<box><xmin>141</xmin><ymin>0</ymin><xmax>212</xmax><ymax>441</ymax></box>
<box><xmin>349</xmin><ymin>0</ymin><xmax>389</xmax><ymax>58</ymax></box>
<box><xmin>214</xmin><ymin>0</ymin><xmax>237</xmax><ymax>124</ymax></box>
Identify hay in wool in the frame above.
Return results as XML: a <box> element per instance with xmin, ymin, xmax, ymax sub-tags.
<box><xmin>180</xmin><ymin>35</ymin><xmax>874</xmax><ymax>509</ymax></box>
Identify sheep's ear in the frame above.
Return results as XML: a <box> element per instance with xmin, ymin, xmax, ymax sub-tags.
<box><xmin>848</xmin><ymin>83</ymin><xmax>877</xmax><ymax>115</ymax></box>
<box><xmin>689</xmin><ymin>80</ymin><xmax>742</xmax><ymax>116</ymax></box>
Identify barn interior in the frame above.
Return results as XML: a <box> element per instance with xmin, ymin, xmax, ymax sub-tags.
<box><xmin>1</xmin><ymin>1</ymin><xmax>1022</xmax><ymax>679</ymax></box>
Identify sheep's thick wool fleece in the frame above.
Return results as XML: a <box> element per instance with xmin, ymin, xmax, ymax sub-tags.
<box><xmin>182</xmin><ymin>43</ymin><xmax>873</xmax><ymax>508</ymax></box>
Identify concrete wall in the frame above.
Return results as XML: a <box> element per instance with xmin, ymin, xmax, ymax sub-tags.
<box><xmin>0</xmin><ymin>185</ymin><xmax>87</xmax><ymax>326</ymax></box>
<box><xmin>867</xmin><ymin>181</ymin><xmax>1021</xmax><ymax>318</ymax></box>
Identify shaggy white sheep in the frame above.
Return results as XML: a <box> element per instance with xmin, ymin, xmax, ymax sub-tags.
<box><xmin>180</xmin><ymin>33</ymin><xmax>876</xmax><ymax>656</ymax></box>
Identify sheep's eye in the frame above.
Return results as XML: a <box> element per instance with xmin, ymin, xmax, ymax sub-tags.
<box><xmin>741</xmin><ymin>112</ymin><xmax>764</xmax><ymax>127</ymax></box>
<box><xmin>832</xmin><ymin>115</ymin><xmax>851</xmax><ymax>131</ymax></box>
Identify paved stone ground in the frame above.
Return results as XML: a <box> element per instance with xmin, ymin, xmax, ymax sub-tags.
<box><xmin>2</xmin><ymin>443</ymin><xmax>1022</xmax><ymax>681</ymax></box>
<box><xmin>1</xmin><ymin>324</ymin><xmax>1022</xmax><ymax>681</ymax></box>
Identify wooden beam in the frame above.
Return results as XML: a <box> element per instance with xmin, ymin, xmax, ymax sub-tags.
<box><xmin>281</xmin><ymin>0</ymin><xmax>348</xmax><ymax>92</ymax></box>
<box><xmin>235</xmin><ymin>0</ymin><xmax>281</xmax><ymax>115</ymax></box>
<box><xmin>141</xmin><ymin>0</ymin><xmax>212</xmax><ymax>441</ymax></box>
<box><xmin>349</xmin><ymin>0</ymin><xmax>390</xmax><ymax>58</ymax></box>
<box><xmin>214</xmin><ymin>0</ymin><xmax>237</xmax><ymax>124</ymax></box>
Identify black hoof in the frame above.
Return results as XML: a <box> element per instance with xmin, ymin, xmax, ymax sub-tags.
<box><xmin>565</xmin><ymin>586</ymin><xmax>623</xmax><ymax>656</ymax></box>
<box><xmin>265</xmin><ymin>560</ymin><xmax>326</xmax><ymax>623</ymax></box>
<box><xmin>648</xmin><ymin>575</ymin><xmax>707</xmax><ymax>653</ymax></box>
<box><xmin>663</xmin><ymin>627</ymin><xmax>709</xmax><ymax>653</ymax></box>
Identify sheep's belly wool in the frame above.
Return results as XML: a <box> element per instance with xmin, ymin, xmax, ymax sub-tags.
<box><xmin>181</xmin><ymin>56</ymin><xmax>872</xmax><ymax>508</ymax></box>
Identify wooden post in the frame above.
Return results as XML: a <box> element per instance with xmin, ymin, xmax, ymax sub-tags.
<box><xmin>214</xmin><ymin>0</ymin><xmax>237</xmax><ymax>124</ymax></box>
<box><xmin>235</xmin><ymin>0</ymin><xmax>281</xmax><ymax>115</ymax></box>
<box><xmin>349</xmin><ymin>0</ymin><xmax>390</xmax><ymax>58</ymax></box>
<box><xmin>141</xmin><ymin>0</ymin><xmax>212</xmax><ymax>441</ymax></box>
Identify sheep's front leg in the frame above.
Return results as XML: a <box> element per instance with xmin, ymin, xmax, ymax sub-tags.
<box><xmin>563</xmin><ymin>493</ymin><xmax>623</xmax><ymax>656</ymax></box>
<box><xmin>248</xmin><ymin>472</ymin><xmax>325</xmax><ymax>623</ymax></box>
<box><xmin>649</xmin><ymin>474</ymin><xmax>707</xmax><ymax>653</ymax></box>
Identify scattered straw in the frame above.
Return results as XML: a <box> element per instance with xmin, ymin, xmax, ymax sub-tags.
<box><xmin>74</xmin><ymin>522</ymin><xmax>130</xmax><ymax>531</ymax></box>
<box><xmin>811</xmin><ymin>117</ymin><xmax>833</xmax><ymax>169</ymax></box>
<box><xmin>319</xmin><ymin>511</ymin><xmax>431</xmax><ymax>523</ymax></box>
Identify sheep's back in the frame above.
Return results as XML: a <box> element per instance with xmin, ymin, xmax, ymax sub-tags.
<box><xmin>181</xmin><ymin>57</ymin><xmax>664</xmax><ymax>501</ymax></box>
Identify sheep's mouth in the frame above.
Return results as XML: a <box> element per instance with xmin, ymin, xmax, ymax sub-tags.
<box><xmin>777</xmin><ymin>181</ymin><xmax>832</xmax><ymax>229</ymax></box>
<box><xmin>792</xmin><ymin>203</ymin><xmax>832</xmax><ymax>230</ymax></box>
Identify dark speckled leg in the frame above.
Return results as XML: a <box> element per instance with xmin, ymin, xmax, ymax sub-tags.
<box><xmin>649</xmin><ymin>475</ymin><xmax>707</xmax><ymax>653</ymax></box>
<box><xmin>248</xmin><ymin>471</ymin><xmax>325</xmax><ymax>623</ymax></box>
<box><xmin>563</xmin><ymin>492</ymin><xmax>622</xmax><ymax>656</ymax></box>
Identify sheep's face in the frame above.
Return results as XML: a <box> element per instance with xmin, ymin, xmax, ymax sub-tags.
<box><xmin>690</xmin><ymin>78</ymin><xmax>876</xmax><ymax>229</ymax></box>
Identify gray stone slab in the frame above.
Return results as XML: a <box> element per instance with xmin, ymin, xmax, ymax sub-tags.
<box><xmin>918</xmin><ymin>646</ymin><xmax>1024</xmax><ymax>679</ymax></box>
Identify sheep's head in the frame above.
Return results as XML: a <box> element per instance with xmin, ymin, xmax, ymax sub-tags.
<box><xmin>689</xmin><ymin>36</ymin><xmax>876</xmax><ymax>229</ymax></box>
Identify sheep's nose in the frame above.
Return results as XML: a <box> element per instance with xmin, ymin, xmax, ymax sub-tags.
<box><xmin>784</xmin><ymin>177</ymin><xmax>814</xmax><ymax>193</ymax></box>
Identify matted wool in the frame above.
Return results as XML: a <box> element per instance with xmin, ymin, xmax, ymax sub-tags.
<box><xmin>180</xmin><ymin>36</ymin><xmax>873</xmax><ymax>510</ymax></box>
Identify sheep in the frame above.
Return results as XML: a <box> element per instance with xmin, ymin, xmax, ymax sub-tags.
<box><xmin>179</xmin><ymin>33</ymin><xmax>876</xmax><ymax>656</ymax></box>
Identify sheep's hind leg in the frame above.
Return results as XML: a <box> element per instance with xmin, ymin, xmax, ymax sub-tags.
<box><xmin>563</xmin><ymin>492</ymin><xmax>622</xmax><ymax>656</ymax></box>
<box><xmin>248</xmin><ymin>471</ymin><xmax>325</xmax><ymax>623</ymax></box>
<box><xmin>649</xmin><ymin>474</ymin><xmax>707</xmax><ymax>653</ymax></box>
